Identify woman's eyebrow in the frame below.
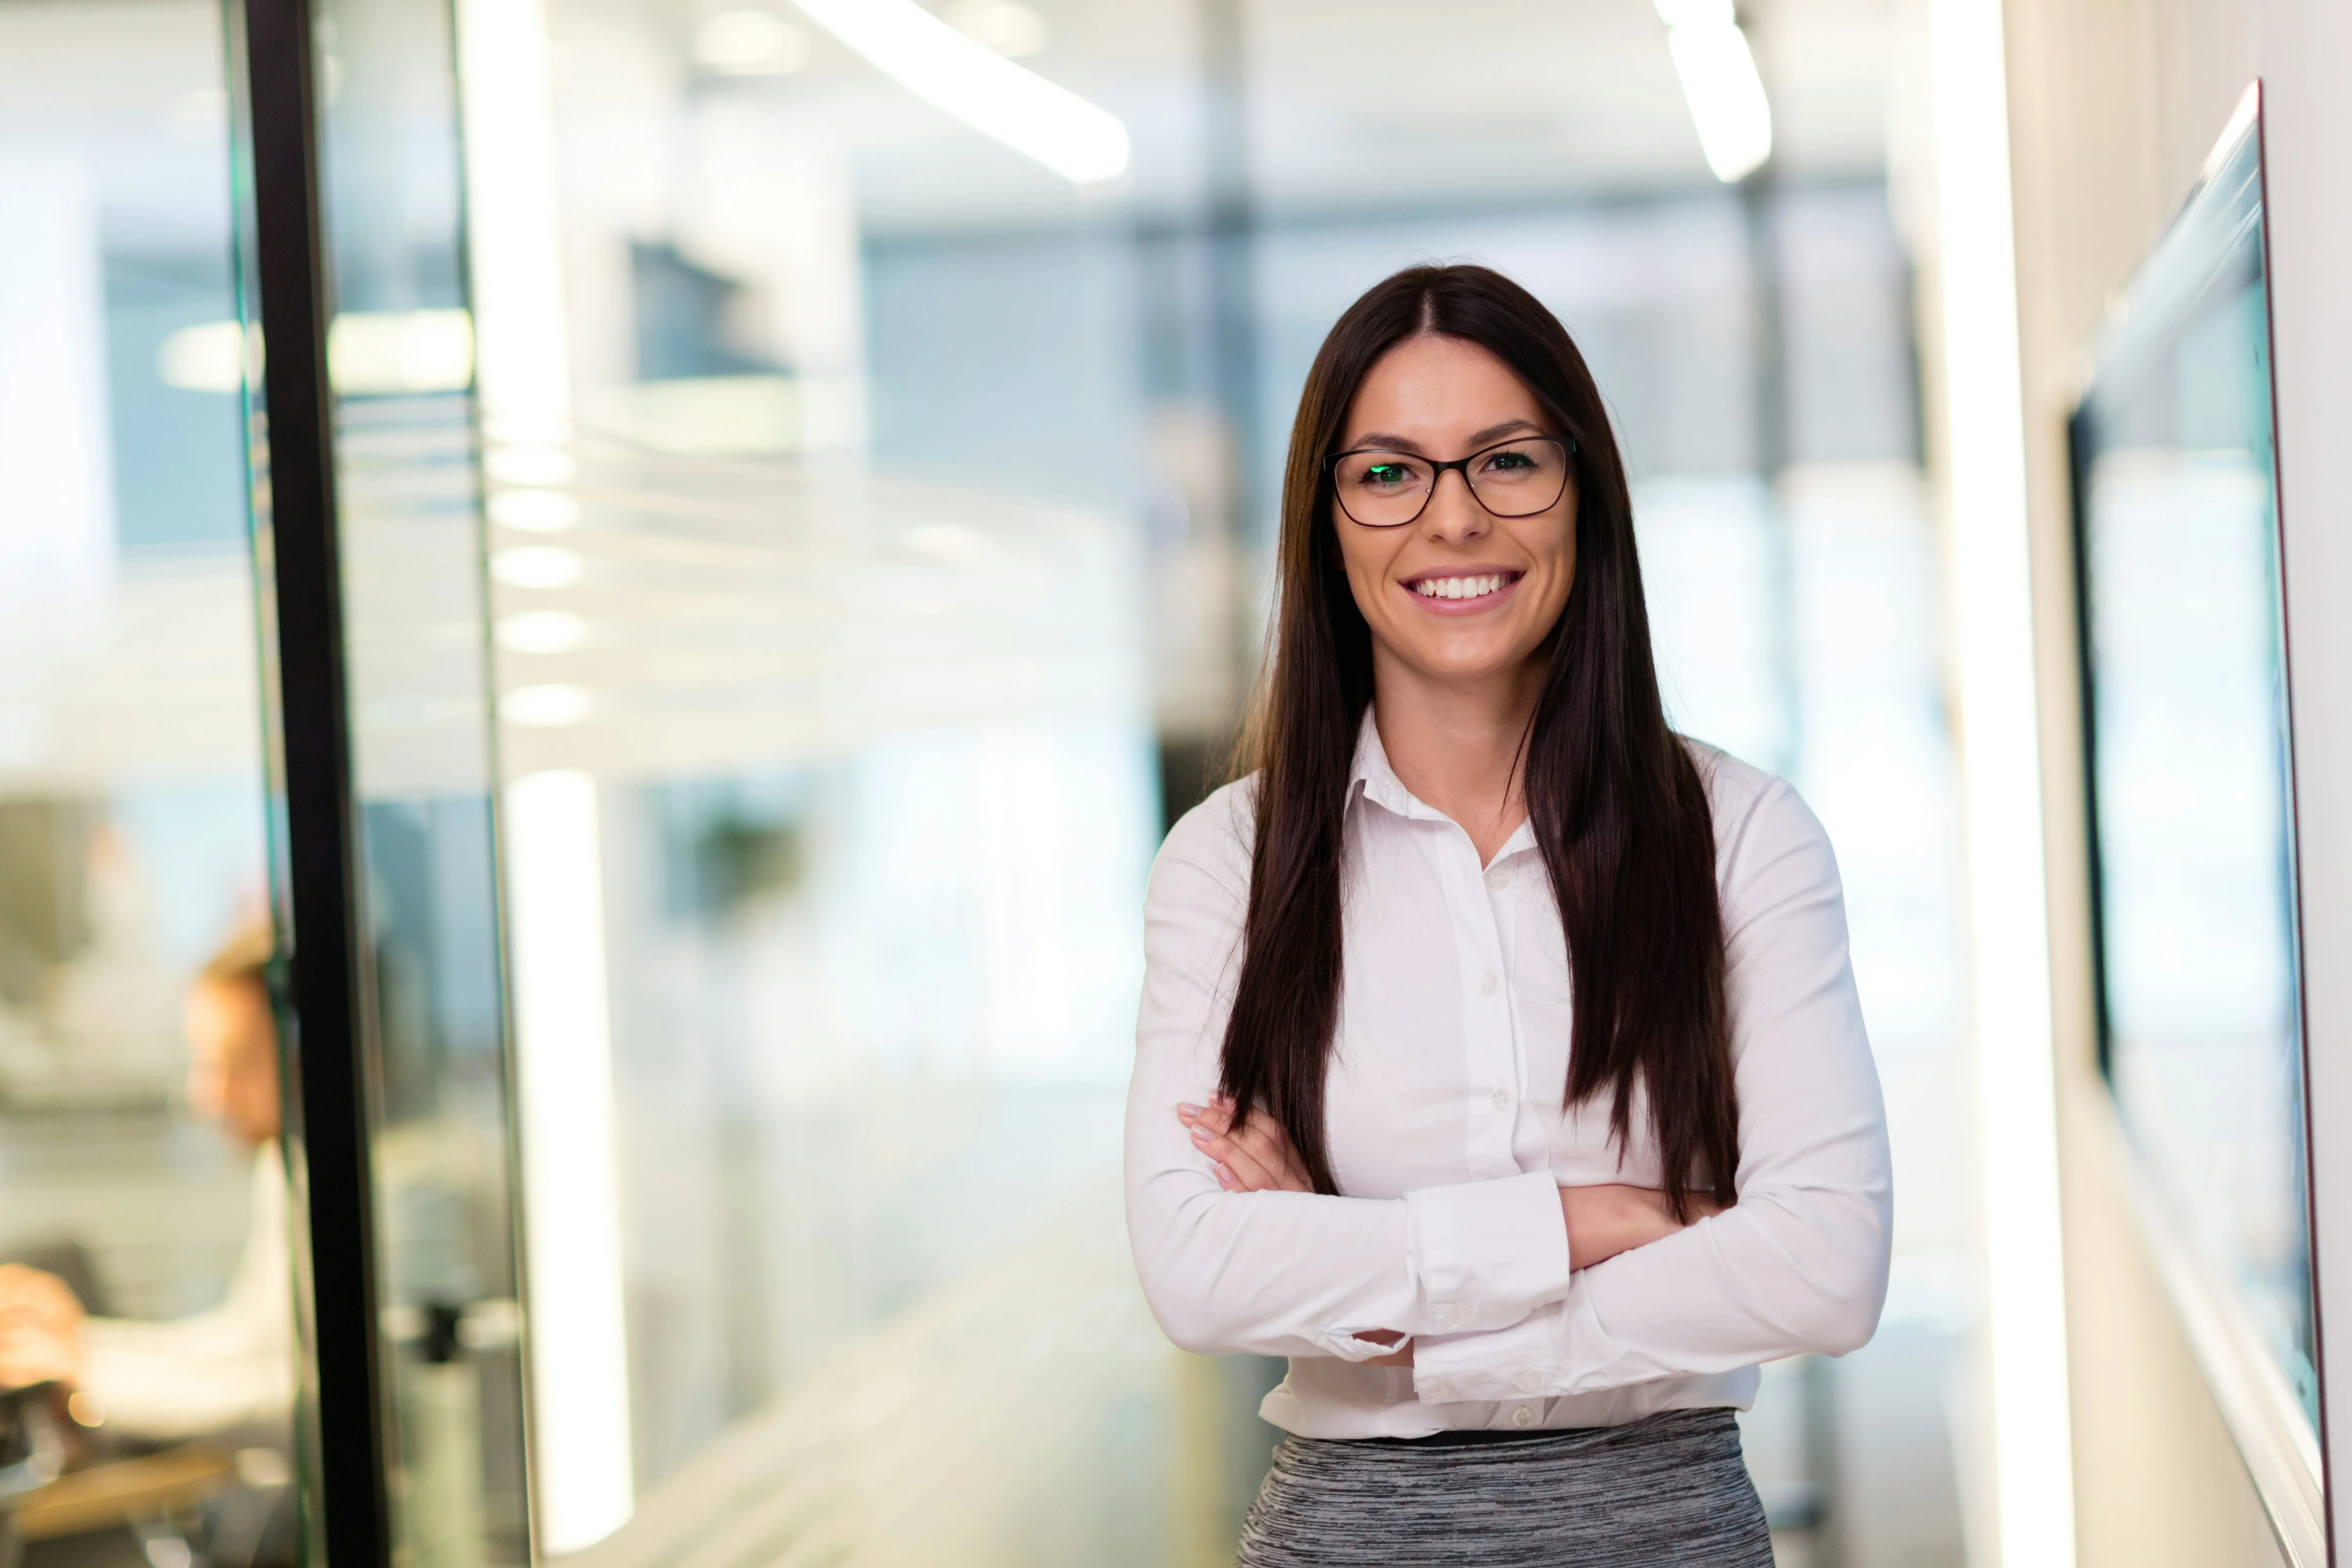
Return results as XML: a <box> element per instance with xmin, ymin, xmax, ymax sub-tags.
<box><xmin>1343</xmin><ymin>419</ymin><xmax>1544</xmax><ymax>454</ymax></box>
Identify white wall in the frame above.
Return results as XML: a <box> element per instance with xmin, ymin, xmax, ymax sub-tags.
<box><xmin>2000</xmin><ymin>0</ymin><xmax>2352</xmax><ymax>1561</ymax></box>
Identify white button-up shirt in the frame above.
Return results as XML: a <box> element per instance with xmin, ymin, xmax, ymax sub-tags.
<box><xmin>1124</xmin><ymin>713</ymin><xmax>1891</xmax><ymax>1439</ymax></box>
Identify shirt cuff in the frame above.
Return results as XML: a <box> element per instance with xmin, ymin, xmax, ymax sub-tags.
<box><xmin>1404</xmin><ymin>1169</ymin><xmax>1572</xmax><ymax>1333</ymax></box>
<box><xmin>1319</xmin><ymin>1330</ymin><xmax>1413</xmax><ymax>1362</ymax></box>
<box><xmin>1411</xmin><ymin>1300</ymin><xmax>1569</xmax><ymax>1403</ymax></box>
<box><xmin>1414</xmin><ymin>1281</ymin><xmax>1693</xmax><ymax>1403</ymax></box>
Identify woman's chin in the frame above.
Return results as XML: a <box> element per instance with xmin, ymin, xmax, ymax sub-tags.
<box><xmin>1381</xmin><ymin>636</ymin><xmax>1546</xmax><ymax>691</ymax></box>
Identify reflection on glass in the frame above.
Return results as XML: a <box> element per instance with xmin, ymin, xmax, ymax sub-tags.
<box><xmin>301</xmin><ymin>0</ymin><xmax>536</xmax><ymax>1556</ymax></box>
<box><xmin>2078</xmin><ymin>126</ymin><xmax>2313</xmax><ymax>1418</ymax></box>
<box><xmin>0</xmin><ymin>3</ymin><xmax>303</xmax><ymax>1563</ymax></box>
<box><xmin>446</xmin><ymin>1</ymin><xmax>1213</xmax><ymax>1558</ymax></box>
<box><xmin>493</xmin><ymin>444</ymin><xmax>1165</xmax><ymax>1563</ymax></box>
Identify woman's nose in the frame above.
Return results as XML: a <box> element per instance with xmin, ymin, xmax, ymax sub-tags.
<box><xmin>1419</xmin><ymin>468</ymin><xmax>1492</xmax><ymax>543</ymax></box>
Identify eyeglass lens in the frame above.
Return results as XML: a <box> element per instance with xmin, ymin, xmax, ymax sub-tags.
<box><xmin>1332</xmin><ymin>438</ymin><xmax>1570</xmax><ymax>527</ymax></box>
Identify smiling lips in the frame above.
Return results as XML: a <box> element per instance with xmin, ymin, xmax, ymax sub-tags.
<box><xmin>1408</xmin><ymin>570</ymin><xmax>1522</xmax><ymax>603</ymax></box>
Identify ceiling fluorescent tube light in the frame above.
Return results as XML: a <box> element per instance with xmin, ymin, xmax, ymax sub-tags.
<box><xmin>791</xmin><ymin>0</ymin><xmax>1129</xmax><ymax>183</ymax></box>
<box><xmin>1656</xmin><ymin>0</ymin><xmax>1772</xmax><ymax>183</ymax></box>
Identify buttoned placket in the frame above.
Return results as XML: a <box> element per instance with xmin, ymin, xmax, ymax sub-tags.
<box><xmin>1423</xmin><ymin>817</ymin><xmax>1533</xmax><ymax>1186</ymax></box>
<box><xmin>1427</xmin><ymin>826</ymin><xmax>1557</xmax><ymax>1431</ymax></box>
<box><xmin>1483</xmin><ymin>832</ymin><xmax>1536</xmax><ymax>1158</ymax></box>
<box><xmin>1356</xmin><ymin>754</ymin><xmax>1543</xmax><ymax>1194</ymax></box>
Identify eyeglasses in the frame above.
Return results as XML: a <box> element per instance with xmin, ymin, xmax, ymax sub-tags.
<box><xmin>1327</xmin><ymin>435</ymin><xmax>1575</xmax><ymax>528</ymax></box>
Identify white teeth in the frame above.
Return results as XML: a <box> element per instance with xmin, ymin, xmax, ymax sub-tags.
<box><xmin>1416</xmin><ymin>574</ymin><xmax>1506</xmax><ymax>600</ymax></box>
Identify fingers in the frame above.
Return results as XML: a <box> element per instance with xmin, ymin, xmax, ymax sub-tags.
<box><xmin>1179</xmin><ymin>1100</ymin><xmax>1233</xmax><ymax>1136</ymax></box>
<box><xmin>1192</xmin><ymin>1120</ymin><xmax>1281</xmax><ymax>1191</ymax></box>
<box><xmin>0</xmin><ymin>1268</ymin><xmax>80</xmax><ymax>1325</ymax></box>
<box><xmin>1209</xmin><ymin>1096</ymin><xmax>1313</xmax><ymax>1190</ymax></box>
<box><xmin>1176</xmin><ymin>1098</ymin><xmax>1311</xmax><ymax>1192</ymax></box>
<box><xmin>0</xmin><ymin>1322</ymin><xmax>78</xmax><ymax>1390</ymax></box>
<box><xmin>1175</xmin><ymin>1102</ymin><xmax>1253</xmax><ymax>1189</ymax></box>
<box><xmin>1216</xmin><ymin>1098</ymin><xmax>1313</xmax><ymax>1190</ymax></box>
<box><xmin>1224</xmin><ymin>1116</ymin><xmax>1305</xmax><ymax>1189</ymax></box>
<box><xmin>0</xmin><ymin>1272</ymin><xmax>83</xmax><ymax>1339</ymax></box>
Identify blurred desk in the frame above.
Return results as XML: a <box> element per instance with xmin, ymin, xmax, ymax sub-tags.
<box><xmin>16</xmin><ymin>1447</ymin><xmax>229</xmax><ymax>1540</ymax></box>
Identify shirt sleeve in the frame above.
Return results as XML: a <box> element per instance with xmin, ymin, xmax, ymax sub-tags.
<box><xmin>80</xmin><ymin>1147</ymin><xmax>296</xmax><ymax>1440</ymax></box>
<box><xmin>1412</xmin><ymin>778</ymin><xmax>1893</xmax><ymax>1402</ymax></box>
<box><xmin>1125</xmin><ymin>786</ymin><xmax>1573</xmax><ymax>1362</ymax></box>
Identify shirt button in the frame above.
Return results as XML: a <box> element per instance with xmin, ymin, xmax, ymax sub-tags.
<box><xmin>1485</xmin><ymin>865</ymin><xmax>1511</xmax><ymax>891</ymax></box>
<box><xmin>1516</xmin><ymin>1370</ymin><xmax>1543</xmax><ymax>1393</ymax></box>
<box><xmin>1479</xmin><ymin>971</ymin><xmax>1499</xmax><ymax>996</ymax></box>
<box><xmin>1512</xmin><ymin>1404</ymin><xmax>1536</xmax><ymax>1428</ymax></box>
<box><xmin>1448</xmin><ymin>1301</ymin><xmax>1476</xmax><ymax>1328</ymax></box>
<box><xmin>1491</xmin><ymin>1088</ymin><xmax>1510</xmax><ymax>1111</ymax></box>
<box><xmin>1427</xmin><ymin>1379</ymin><xmax>1454</xmax><ymax>1401</ymax></box>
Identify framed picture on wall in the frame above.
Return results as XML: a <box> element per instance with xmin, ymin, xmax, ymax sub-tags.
<box><xmin>2071</xmin><ymin>83</ymin><xmax>2323</xmax><ymax>1561</ymax></box>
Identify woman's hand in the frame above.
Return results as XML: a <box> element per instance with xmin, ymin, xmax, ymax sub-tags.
<box><xmin>1176</xmin><ymin>1095</ymin><xmax>1313</xmax><ymax>1194</ymax></box>
<box><xmin>0</xmin><ymin>1265</ymin><xmax>85</xmax><ymax>1390</ymax></box>
<box><xmin>1559</xmin><ymin>1185</ymin><xmax>1723</xmax><ymax>1271</ymax></box>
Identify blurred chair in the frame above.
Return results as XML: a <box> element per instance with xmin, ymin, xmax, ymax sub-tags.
<box><xmin>0</xmin><ymin>1384</ymin><xmax>67</xmax><ymax>1567</ymax></box>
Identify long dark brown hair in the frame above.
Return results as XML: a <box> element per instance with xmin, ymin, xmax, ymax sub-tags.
<box><xmin>1218</xmin><ymin>263</ymin><xmax>1738</xmax><ymax>1220</ymax></box>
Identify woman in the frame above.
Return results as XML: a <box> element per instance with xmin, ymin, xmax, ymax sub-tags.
<box><xmin>1124</xmin><ymin>264</ymin><xmax>1891</xmax><ymax>1564</ymax></box>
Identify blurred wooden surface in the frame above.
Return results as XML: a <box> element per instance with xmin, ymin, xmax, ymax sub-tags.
<box><xmin>16</xmin><ymin>1445</ymin><xmax>229</xmax><ymax>1540</ymax></box>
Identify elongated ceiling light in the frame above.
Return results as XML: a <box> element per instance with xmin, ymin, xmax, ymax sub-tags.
<box><xmin>789</xmin><ymin>0</ymin><xmax>1130</xmax><ymax>183</ymax></box>
<box><xmin>1655</xmin><ymin>0</ymin><xmax>1772</xmax><ymax>183</ymax></box>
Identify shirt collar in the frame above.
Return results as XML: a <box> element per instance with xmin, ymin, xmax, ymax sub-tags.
<box><xmin>1347</xmin><ymin>707</ymin><xmax>1421</xmax><ymax>819</ymax></box>
<box><xmin>1346</xmin><ymin>706</ymin><xmax>1541</xmax><ymax>860</ymax></box>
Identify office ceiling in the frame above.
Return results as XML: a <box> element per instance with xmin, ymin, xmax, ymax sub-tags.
<box><xmin>704</xmin><ymin>0</ymin><xmax>1905</xmax><ymax>229</ymax></box>
<box><xmin>0</xmin><ymin>0</ymin><xmax>1902</xmax><ymax>251</ymax></box>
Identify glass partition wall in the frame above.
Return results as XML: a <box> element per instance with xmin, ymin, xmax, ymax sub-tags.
<box><xmin>470</xmin><ymin>5</ymin><xmax>1188</xmax><ymax>1559</ymax></box>
<box><xmin>235</xmin><ymin>0</ymin><xmax>541</xmax><ymax>1557</ymax></box>
<box><xmin>0</xmin><ymin>4</ymin><xmax>301</xmax><ymax>1565</ymax></box>
<box><xmin>216</xmin><ymin>0</ymin><xmax>1978</xmax><ymax>1562</ymax></box>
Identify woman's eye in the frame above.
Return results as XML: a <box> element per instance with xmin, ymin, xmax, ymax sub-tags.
<box><xmin>1361</xmin><ymin>463</ymin><xmax>1414</xmax><ymax>488</ymax></box>
<box><xmin>1483</xmin><ymin>450</ymin><xmax>1535</xmax><ymax>473</ymax></box>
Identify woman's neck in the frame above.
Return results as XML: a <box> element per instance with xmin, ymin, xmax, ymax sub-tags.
<box><xmin>1370</xmin><ymin>646</ymin><xmax>1545</xmax><ymax>865</ymax></box>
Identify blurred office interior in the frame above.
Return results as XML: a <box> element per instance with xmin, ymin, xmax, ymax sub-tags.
<box><xmin>0</xmin><ymin>0</ymin><xmax>2345</xmax><ymax>1563</ymax></box>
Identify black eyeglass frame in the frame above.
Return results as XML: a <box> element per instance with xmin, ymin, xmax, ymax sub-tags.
<box><xmin>1325</xmin><ymin>434</ymin><xmax>1579</xmax><ymax>528</ymax></box>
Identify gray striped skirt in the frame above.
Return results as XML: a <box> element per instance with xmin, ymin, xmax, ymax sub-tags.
<box><xmin>1235</xmin><ymin>1408</ymin><xmax>1775</xmax><ymax>1566</ymax></box>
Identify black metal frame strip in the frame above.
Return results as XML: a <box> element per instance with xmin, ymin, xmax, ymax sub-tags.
<box><xmin>242</xmin><ymin>0</ymin><xmax>392</xmax><ymax>1559</ymax></box>
<box><xmin>2065</xmin><ymin>402</ymin><xmax>2115</xmax><ymax>1083</ymax></box>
